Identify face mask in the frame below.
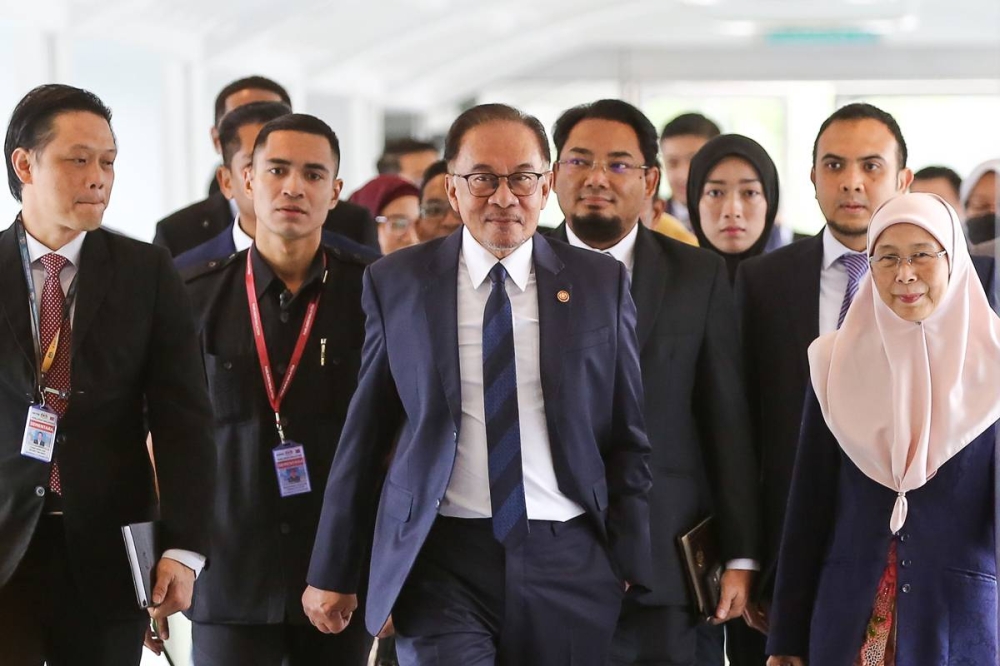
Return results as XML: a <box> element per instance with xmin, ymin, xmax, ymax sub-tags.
<box><xmin>965</xmin><ymin>213</ymin><xmax>999</xmax><ymax>245</ymax></box>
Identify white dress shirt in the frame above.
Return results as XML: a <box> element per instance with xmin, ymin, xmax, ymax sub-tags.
<box><xmin>563</xmin><ymin>222</ymin><xmax>758</xmax><ymax>573</ymax></box>
<box><xmin>564</xmin><ymin>221</ymin><xmax>638</xmax><ymax>278</ymax></box>
<box><xmin>231</xmin><ymin>215</ymin><xmax>253</xmax><ymax>252</ymax></box>
<box><xmin>439</xmin><ymin>228</ymin><xmax>584</xmax><ymax>521</ymax></box>
<box><xmin>819</xmin><ymin>226</ymin><xmax>863</xmax><ymax>336</ymax></box>
<box><xmin>23</xmin><ymin>227</ymin><xmax>205</xmax><ymax>577</ymax></box>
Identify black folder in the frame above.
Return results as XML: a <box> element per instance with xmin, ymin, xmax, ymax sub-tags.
<box><xmin>121</xmin><ymin>521</ymin><xmax>159</xmax><ymax>609</ymax></box>
<box><xmin>676</xmin><ymin>515</ymin><xmax>723</xmax><ymax>621</ymax></box>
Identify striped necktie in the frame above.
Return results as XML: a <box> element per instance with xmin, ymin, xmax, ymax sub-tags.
<box><xmin>838</xmin><ymin>252</ymin><xmax>870</xmax><ymax>328</ymax></box>
<box><xmin>482</xmin><ymin>263</ymin><xmax>529</xmax><ymax>547</ymax></box>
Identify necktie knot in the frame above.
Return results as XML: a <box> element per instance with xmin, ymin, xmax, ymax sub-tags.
<box><xmin>838</xmin><ymin>252</ymin><xmax>869</xmax><ymax>282</ymax></box>
<box><xmin>40</xmin><ymin>253</ymin><xmax>69</xmax><ymax>278</ymax></box>
<box><xmin>489</xmin><ymin>263</ymin><xmax>509</xmax><ymax>288</ymax></box>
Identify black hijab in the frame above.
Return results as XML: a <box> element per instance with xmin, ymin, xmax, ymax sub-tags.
<box><xmin>686</xmin><ymin>134</ymin><xmax>779</xmax><ymax>282</ymax></box>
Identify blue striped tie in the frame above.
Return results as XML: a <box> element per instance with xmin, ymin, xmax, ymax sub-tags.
<box><xmin>838</xmin><ymin>252</ymin><xmax>870</xmax><ymax>328</ymax></box>
<box><xmin>483</xmin><ymin>263</ymin><xmax>529</xmax><ymax>547</ymax></box>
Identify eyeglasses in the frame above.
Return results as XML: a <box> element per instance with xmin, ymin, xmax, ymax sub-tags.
<box><xmin>375</xmin><ymin>215</ymin><xmax>413</xmax><ymax>232</ymax></box>
<box><xmin>556</xmin><ymin>157</ymin><xmax>649</xmax><ymax>177</ymax></box>
<box><xmin>451</xmin><ymin>171</ymin><xmax>547</xmax><ymax>198</ymax></box>
<box><xmin>420</xmin><ymin>202</ymin><xmax>453</xmax><ymax>218</ymax></box>
<box><xmin>868</xmin><ymin>250</ymin><xmax>948</xmax><ymax>271</ymax></box>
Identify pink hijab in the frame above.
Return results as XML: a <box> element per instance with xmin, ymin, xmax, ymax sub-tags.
<box><xmin>808</xmin><ymin>192</ymin><xmax>1000</xmax><ymax>533</ymax></box>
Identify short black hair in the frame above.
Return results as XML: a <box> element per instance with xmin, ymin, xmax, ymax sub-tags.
<box><xmin>659</xmin><ymin>112</ymin><xmax>721</xmax><ymax>142</ymax></box>
<box><xmin>552</xmin><ymin>99</ymin><xmax>659</xmax><ymax>168</ymax></box>
<box><xmin>214</xmin><ymin>76</ymin><xmax>291</xmax><ymax>127</ymax></box>
<box><xmin>5</xmin><ymin>84</ymin><xmax>113</xmax><ymax>202</ymax></box>
<box><xmin>419</xmin><ymin>159</ymin><xmax>449</xmax><ymax>200</ymax></box>
<box><xmin>812</xmin><ymin>102</ymin><xmax>907</xmax><ymax>169</ymax></box>
<box><xmin>378</xmin><ymin>138</ymin><xmax>438</xmax><ymax>174</ymax></box>
<box><xmin>252</xmin><ymin>113</ymin><xmax>340</xmax><ymax>172</ymax></box>
<box><xmin>218</xmin><ymin>101</ymin><xmax>291</xmax><ymax>167</ymax></box>
<box><xmin>913</xmin><ymin>165</ymin><xmax>962</xmax><ymax>198</ymax></box>
<box><xmin>444</xmin><ymin>103</ymin><xmax>550</xmax><ymax>165</ymax></box>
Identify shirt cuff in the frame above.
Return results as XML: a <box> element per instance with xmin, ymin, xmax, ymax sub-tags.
<box><xmin>162</xmin><ymin>549</ymin><xmax>206</xmax><ymax>579</ymax></box>
<box><xmin>725</xmin><ymin>558</ymin><xmax>760</xmax><ymax>571</ymax></box>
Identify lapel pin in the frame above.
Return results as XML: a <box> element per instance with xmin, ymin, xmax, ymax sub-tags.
<box><xmin>556</xmin><ymin>290</ymin><xmax>570</xmax><ymax>303</ymax></box>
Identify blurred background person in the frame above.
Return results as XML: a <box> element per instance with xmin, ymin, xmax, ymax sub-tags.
<box><xmin>659</xmin><ymin>112</ymin><xmax>721</xmax><ymax>233</ymax></box>
<box><xmin>961</xmin><ymin>158</ymin><xmax>999</xmax><ymax>245</ymax></box>
<box><xmin>767</xmin><ymin>193</ymin><xmax>1000</xmax><ymax>666</ymax></box>
<box><xmin>349</xmin><ymin>175</ymin><xmax>420</xmax><ymax>254</ymax></box>
<box><xmin>910</xmin><ymin>165</ymin><xmax>963</xmax><ymax>218</ymax></box>
<box><xmin>413</xmin><ymin>160</ymin><xmax>463</xmax><ymax>242</ymax></box>
<box><xmin>376</xmin><ymin>138</ymin><xmax>440</xmax><ymax>185</ymax></box>
<box><xmin>687</xmin><ymin>134</ymin><xmax>780</xmax><ymax>284</ymax></box>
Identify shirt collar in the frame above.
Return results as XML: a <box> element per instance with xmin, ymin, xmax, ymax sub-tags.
<box><xmin>23</xmin><ymin>225</ymin><xmax>86</xmax><ymax>267</ymax></box>
<box><xmin>249</xmin><ymin>243</ymin><xmax>326</xmax><ymax>302</ymax></box>
<box><xmin>822</xmin><ymin>225</ymin><xmax>866</xmax><ymax>270</ymax></box>
<box><xmin>461</xmin><ymin>226</ymin><xmax>533</xmax><ymax>292</ymax></box>
<box><xmin>564</xmin><ymin>220</ymin><xmax>639</xmax><ymax>273</ymax></box>
<box><xmin>232</xmin><ymin>215</ymin><xmax>253</xmax><ymax>253</ymax></box>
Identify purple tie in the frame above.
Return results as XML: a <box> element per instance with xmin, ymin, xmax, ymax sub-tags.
<box><xmin>838</xmin><ymin>252</ymin><xmax>869</xmax><ymax>328</ymax></box>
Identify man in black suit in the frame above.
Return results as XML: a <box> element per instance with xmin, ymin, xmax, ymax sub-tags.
<box><xmin>183</xmin><ymin>113</ymin><xmax>373</xmax><ymax>665</ymax></box>
<box><xmin>548</xmin><ymin>99</ymin><xmax>759</xmax><ymax>666</ymax></box>
<box><xmin>153</xmin><ymin>75</ymin><xmax>378</xmax><ymax>255</ymax></box>
<box><xmin>732</xmin><ymin>103</ymin><xmax>914</xmax><ymax>664</ymax></box>
<box><xmin>0</xmin><ymin>85</ymin><xmax>214</xmax><ymax>665</ymax></box>
<box><xmin>302</xmin><ymin>103</ymin><xmax>653</xmax><ymax>666</ymax></box>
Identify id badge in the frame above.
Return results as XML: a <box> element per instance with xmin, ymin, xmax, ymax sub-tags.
<box><xmin>21</xmin><ymin>404</ymin><xmax>58</xmax><ymax>463</ymax></box>
<box><xmin>272</xmin><ymin>442</ymin><xmax>311</xmax><ymax>497</ymax></box>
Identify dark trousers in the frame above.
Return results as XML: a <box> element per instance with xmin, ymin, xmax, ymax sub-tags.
<box><xmin>192</xmin><ymin>618</ymin><xmax>372</xmax><ymax>666</ymax></box>
<box><xmin>610</xmin><ymin>600</ymin><xmax>726</xmax><ymax>666</ymax></box>
<box><xmin>725</xmin><ymin>617</ymin><xmax>768</xmax><ymax>666</ymax></box>
<box><xmin>0</xmin><ymin>516</ymin><xmax>147</xmax><ymax>666</ymax></box>
<box><xmin>393</xmin><ymin>515</ymin><xmax>624</xmax><ymax>666</ymax></box>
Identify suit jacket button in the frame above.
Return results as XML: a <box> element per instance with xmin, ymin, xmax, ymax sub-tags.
<box><xmin>201</xmin><ymin>219</ymin><xmax>210</xmax><ymax>228</ymax></box>
<box><xmin>56</xmin><ymin>434</ymin><xmax>66</xmax><ymax>445</ymax></box>
<box><xmin>280</xmin><ymin>522</ymin><xmax>291</xmax><ymax>535</ymax></box>
<box><xmin>35</xmin><ymin>486</ymin><xmax>46</xmax><ymax>497</ymax></box>
<box><xmin>453</xmin><ymin>431</ymin><xmax>458</xmax><ymax>441</ymax></box>
<box><xmin>435</xmin><ymin>499</ymin><xmax>441</xmax><ymax>508</ymax></box>
<box><xmin>901</xmin><ymin>559</ymin><xmax>912</xmax><ymax>568</ymax></box>
<box><xmin>223</xmin><ymin>361</ymin><xmax>233</xmax><ymax>370</ymax></box>
<box><xmin>901</xmin><ymin>583</ymin><xmax>911</xmax><ymax>593</ymax></box>
<box><xmin>899</xmin><ymin>533</ymin><xmax>910</xmax><ymax>542</ymax></box>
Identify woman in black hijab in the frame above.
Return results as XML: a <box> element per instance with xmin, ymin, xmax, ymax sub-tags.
<box><xmin>686</xmin><ymin>134</ymin><xmax>780</xmax><ymax>282</ymax></box>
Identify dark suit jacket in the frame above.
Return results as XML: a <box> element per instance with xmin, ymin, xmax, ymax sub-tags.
<box><xmin>173</xmin><ymin>221</ymin><xmax>381</xmax><ymax>272</ymax></box>
<box><xmin>306</xmin><ymin>230</ymin><xmax>653</xmax><ymax>634</ymax></box>
<box><xmin>551</xmin><ymin>223</ymin><xmax>759</xmax><ymax>606</ymax></box>
<box><xmin>183</xmin><ymin>246</ymin><xmax>370</xmax><ymax>624</ymax></box>
<box><xmin>0</xmin><ymin>223</ymin><xmax>215</xmax><ymax>618</ymax></box>
<box><xmin>153</xmin><ymin>191</ymin><xmax>379</xmax><ymax>257</ymax></box>
<box><xmin>768</xmin><ymin>391</ymin><xmax>998</xmax><ymax>665</ymax></box>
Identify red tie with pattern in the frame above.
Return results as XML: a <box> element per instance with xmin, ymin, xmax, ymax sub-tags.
<box><xmin>39</xmin><ymin>253</ymin><xmax>72</xmax><ymax>495</ymax></box>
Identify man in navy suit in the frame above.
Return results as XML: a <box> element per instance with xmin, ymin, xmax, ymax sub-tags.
<box><xmin>302</xmin><ymin>103</ymin><xmax>653</xmax><ymax>665</ymax></box>
<box><xmin>174</xmin><ymin>102</ymin><xmax>379</xmax><ymax>273</ymax></box>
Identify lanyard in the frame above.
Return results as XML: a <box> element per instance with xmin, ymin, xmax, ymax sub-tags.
<box><xmin>15</xmin><ymin>217</ymin><xmax>80</xmax><ymax>402</ymax></box>
<box><xmin>245</xmin><ymin>249</ymin><xmax>327</xmax><ymax>442</ymax></box>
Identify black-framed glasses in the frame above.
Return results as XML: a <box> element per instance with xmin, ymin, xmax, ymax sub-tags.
<box><xmin>556</xmin><ymin>157</ymin><xmax>649</xmax><ymax>177</ymax></box>
<box><xmin>868</xmin><ymin>250</ymin><xmax>948</xmax><ymax>271</ymax></box>
<box><xmin>451</xmin><ymin>171</ymin><xmax>547</xmax><ymax>197</ymax></box>
<box><xmin>375</xmin><ymin>215</ymin><xmax>413</xmax><ymax>232</ymax></box>
<box><xmin>420</xmin><ymin>201</ymin><xmax>453</xmax><ymax>218</ymax></box>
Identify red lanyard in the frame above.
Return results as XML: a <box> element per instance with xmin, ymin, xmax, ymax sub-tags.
<box><xmin>245</xmin><ymin>250</ymin><xmax>326</xmax><ymax>442</ymax></box>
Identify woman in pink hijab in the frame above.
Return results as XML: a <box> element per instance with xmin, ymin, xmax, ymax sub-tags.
<box><xmin>766</xmin><ymin>193</ymin><xmax>1000</xmax><ymax>666</ymax></box>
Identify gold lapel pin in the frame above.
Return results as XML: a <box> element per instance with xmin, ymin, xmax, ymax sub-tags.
<box><xmin>556</xmin><ymin>290</ymin><xmax>570</xmax><ymax>303</ymax></box>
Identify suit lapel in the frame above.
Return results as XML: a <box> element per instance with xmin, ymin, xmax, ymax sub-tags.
<box><xmin>71</xmin><ymin>230</ymin><xmax>113</xmax><ymax>358</ymax></box>
<box><xmin>631</xmin><ymin>225</ymin><xmax>668</xmax><ymax>351</ymax></box>
<box><xmin>423</xmin><ymin>232</ymin><xmax>463</xmax><ymax>429</ymax></box>
<box><xmin>0</xmin><ymin>223</ymin><xmax>35</xmax><ymax>372</ymax></box>
<box><xmin>533</xmin><ymin>234</ymin><xmax>569</xmax><ymax>405</ymax></box>
<box><xmin>791</xmin><ymin>233</ymin><xmax>824</xmax><ymax>352</ymax></box>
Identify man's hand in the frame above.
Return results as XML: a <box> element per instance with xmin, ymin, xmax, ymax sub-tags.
<box><xmin>377</xmin><ymin>615</ymin><xmax>395</xmax><ymax>639</ymax></box>
<box><xmin>767</xmin><ymin>657</ymin><xmax>805</xmax><ymax>666</ymax></box>
<box><xmin>743</xmin><ymin>599</ymin><xmax>770</xmax><ymax>635</ymax></box>
<box><xmin>711</xmin><ymin>568</ymin><xmax>754</xmax><ymax>624</ymax></box>
<box><xmin>147</xmin><ymin>558</ymin><xmax>195</xmax><ymax>640</ymax></box>
<box><xmin>143</xmin><ymin>623</ymin><xmax>164</xmax><ymax>655</ymax></box>
<box><xmin>302</xmin><ymin>585</ymin><xmax>357</xmax><ymax>634</ymax></box>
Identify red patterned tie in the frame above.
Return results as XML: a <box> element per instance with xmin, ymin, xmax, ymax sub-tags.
<box><xmin>39</xmin><ymin>253</ymin><xmax>72</xmax><ymax>495</ymax></box>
